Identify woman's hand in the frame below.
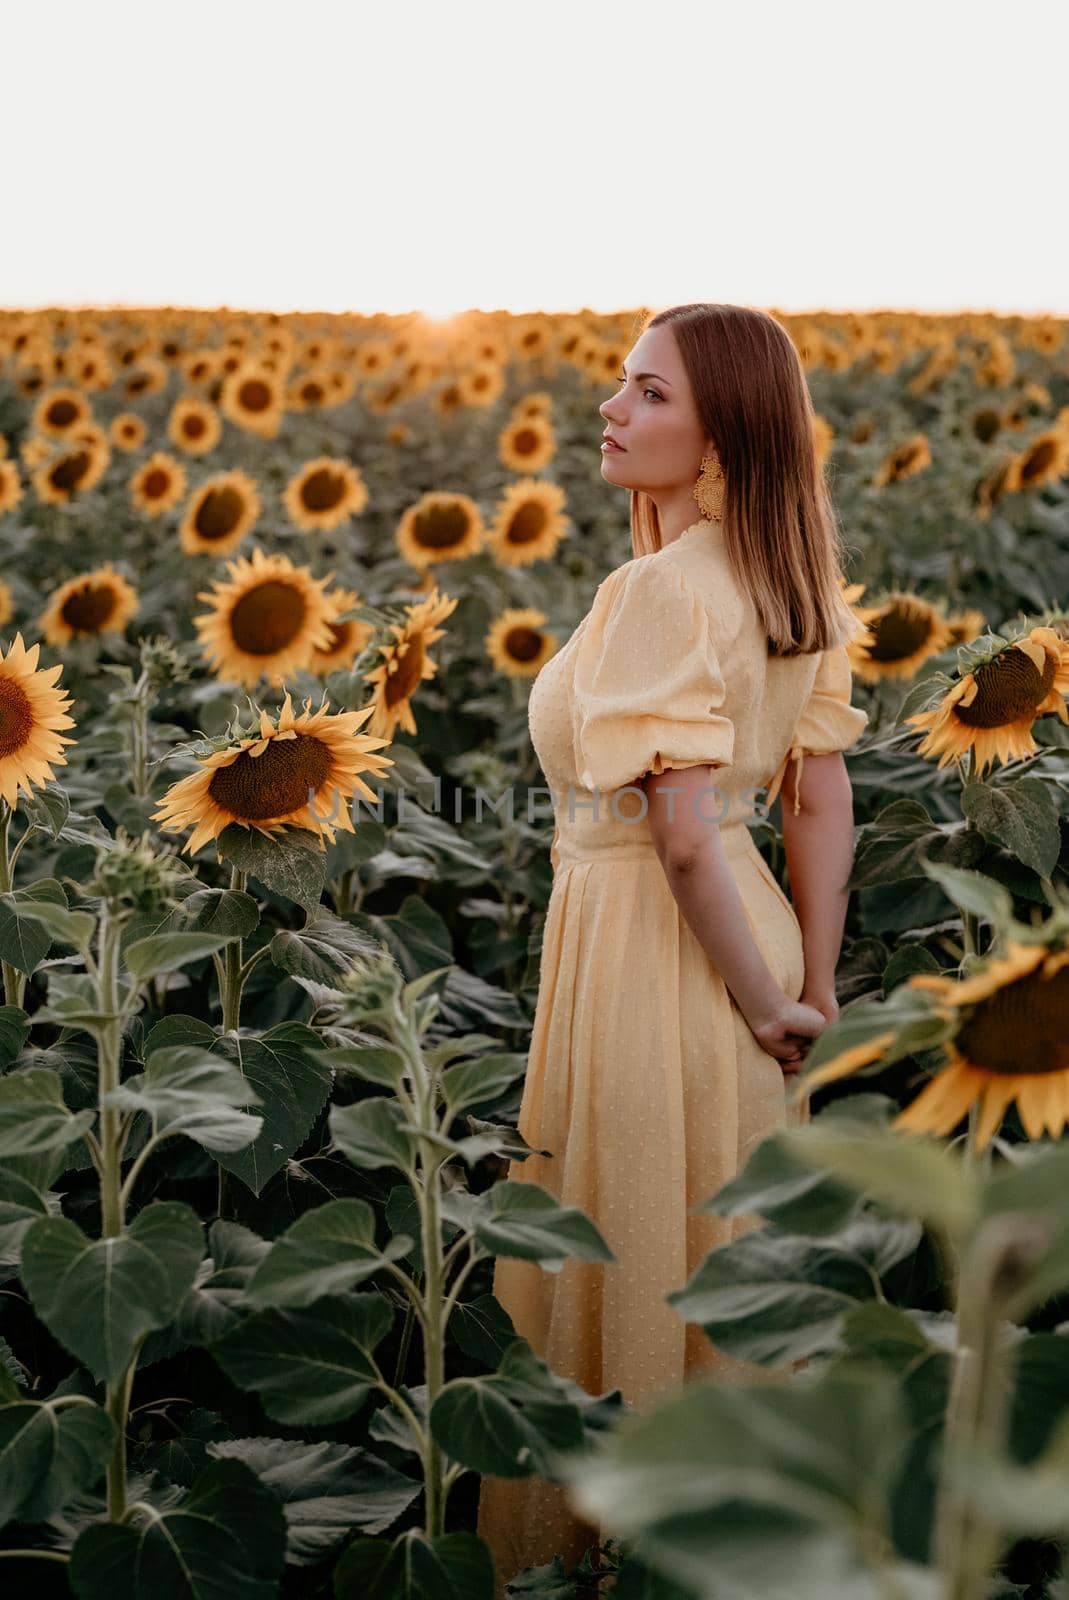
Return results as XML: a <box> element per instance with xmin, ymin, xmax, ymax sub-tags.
<box><xmin>799</xmin><ymin>987</ymin><xmax>840</xmax><ymax>1027</ymax></box>
<box><xmin>747</xmin><ymin>995</ymin><xmax>830</xmax><ymax>1075</ymax></box>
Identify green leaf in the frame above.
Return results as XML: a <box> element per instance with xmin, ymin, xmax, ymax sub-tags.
<box><xmin>0</xmin><ymin>1396</ymin><xmax>114</xmax><ymax>1529</ymax></box>
<box><xmin>218</xmin><ymin>824</ymin><xmax>327</xmax><ymax>913</ymax></box>
<box><xmin>0</xmin><ymin>879</ymin><xmax>76</xmax><ymax>973</ymax></box>
<box><xmin>106</xmin><ymin>1046</ymin><xmax>264</xmax><ymax>1154</ymax></box>
<box><xmin>782</xmin><ymin>1124</ymin><xmax>980</xmax><ymax>1239</ymax></box>
<box><xmin>213</xmin><ymin>1023</ymin><xmax>333</xmax><ymax>1197</ymax></box>
<box><xmin>332</xmin><ymin>1530</ymin><xmax>494</xmax><ymax>1600</ymax></box>
<box><xmin>270</xmin><ymin>910</ymin><xmax>379</xmax><ymax>987</ymax></box>
<box><xmin>67</xmin><ymin>1456</ymin><xmax>287</xmax><ymax>1599</ymax></box>
<box><xmin>440</xmin><ymin>1053</ymin><xmax>528</xmax><ymax>1117</ymax></box>
<box><xmin>918</xmin><ymin>859</ymin><xmax>1014</xmax><ymax>926</ymax></box>
<box><xmin>318</xmin><ymin>1042</ymin><xmax>408</xmax><ymax>1091</ymax></box>
<box><xmin>0</xmin><ymin>1168</ymin><xmax>51</xmax><ymax>1261</ymax></box>
<box><xmin>558</xmin><ymin>1365</ymin><xmax>936</xmax><ymax>1600</ymax></box>
<box><xmin>0</xmin><ymin>1006</ymin><xmax>30</xmax><ymax>1068</ymax></box>
<box><xmin>0</xmin><ymin>1066</ymin><xmax>96</xmax><ymax>1159</ymax></box>
<box><xmin>700</xmin><ymin>1129</ymin><xmax>864</xmax><ymax>1237</ymax></box>
<box><xmin>143</xmin><ymin>1013</ymin><xmax>218</xmax><ymax>1056</ymax></box>
<box><xmin>428</xmin><ymin>1337</ymin><xmax>586</xmax><ymax>1478</ymax></box>
<box><xmin>178</xmin><ymin>887</ymin><xmax>261</xmax><ymax>940</ymax></box>
<box><xmin>245</xmin><ymin>1199</ymin><xmax>413</xmax><ymax>1309</ymax></box>
<box><xmin>962</xmin><ymin>777</ymin><xmax>1062</xmax><ymax>880</ymax></box>
<box><xmin>667</xmin><ymin>1215</ymin><xmax>921</xmax><ymax>1366</ymax></box>
<box><xmin>20</xmin><ymin>1201</ymin><xmax>204</xmax><ymax>1384</ymax></box>
<box><xmin>210</xmin><ymin>1294</ymin><xmax>394</xmax><ymax>1425</ymax></box>
<box><xmin>471</xmin><ymin>1180</ymin><xmax>615</xmax><ymax>1266</ymax></box>
<box><xmin>205</xmin><ymin>1435</ymin><xmax>421</xmax><ymax>1564</ymax></box>
<box><xmin>330</xmin><ymin>1098</ymin><xmax>419</xmax><ymax>1174</ymax></box>
<box><xmin>125</xmin><ymin>930</ymin><xmax>230</xmax><ymax>980</ymax></box>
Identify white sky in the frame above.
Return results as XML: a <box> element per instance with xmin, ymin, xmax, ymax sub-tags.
<box><xmin>5</xmin><ymin>0</ymin><xmax>1068</xmax><ymax>319</ymax></box>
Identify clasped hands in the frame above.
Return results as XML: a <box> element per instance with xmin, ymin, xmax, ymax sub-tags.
<box><xmin>747</xmin><ymin>988</ymin><xmax>839</xmax><ymax>1077</ymax></box>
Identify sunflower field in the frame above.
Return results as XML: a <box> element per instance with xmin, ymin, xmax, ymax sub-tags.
<box><xmin>1</xmin><ymin>304</ymin><xmax>1069</xmax><ymax>1600</ymax></box>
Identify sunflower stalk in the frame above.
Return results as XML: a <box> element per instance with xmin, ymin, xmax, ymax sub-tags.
<box><xmin>960</xmin><ymin>747</ymin><xmax>981</xmax><ymax>962</ymax></box>
<box><xmin>931</xmin><ymin>1213</ymin><xmax>1029</xmax><ymax>1600</ymax></box>
<box><xmin>0</xmin><ymin>801</ymin><xmax>26</xmax><ymax>1008</ymax></box>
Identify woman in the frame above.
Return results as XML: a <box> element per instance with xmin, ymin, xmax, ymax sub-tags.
<box><xmin>475</xmin><ymin>303</ymin><xmax>870</xmax><ymax>1592</ymax></box>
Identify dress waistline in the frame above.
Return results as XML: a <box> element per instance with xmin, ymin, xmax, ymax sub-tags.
<box><xmin>556</xmin><ymin>819</ymin><xmax>755</xmax><ymax>866</ymax></box>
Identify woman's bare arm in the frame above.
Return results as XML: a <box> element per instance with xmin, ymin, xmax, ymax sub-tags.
<box><xmin>777</xmin><ymin>751</ymin><xmax>856</xmax><ymax>1011</ymax></box>
<box><xmin>640</xmin><ymin>764</ymin><xmax>788</xmax><ymax>1031</ymax></box>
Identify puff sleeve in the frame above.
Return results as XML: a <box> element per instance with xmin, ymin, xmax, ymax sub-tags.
<box><xmin>765</xmin><ymin>642</ymin><xmax>869</xmax><ymax>816</ymax></box>
<box><xmin>571</xmin><ymin>559</ymin><xmax>735</xmax><ymax>793</ymax></box>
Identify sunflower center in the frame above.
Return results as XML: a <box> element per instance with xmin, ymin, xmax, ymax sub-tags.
<box><xmin>301</xmin><ymin>468</ymin><xmax>346</xmax><ymax>512</ymax></box>
<box><xmin>507</xmin><ymin>503</ymin><xmax>548</xmax><ymax>545</ymax></box>
<box><xmin>512</xmin><ymin>427</ymin><xmax>540</xmax><ymax>455</ymax></box>
<box><xmin>61</xmin><ymin>582</ymin><xmax>117</xmax><ymax>632</ymax></box>
<box><xmin>505</xmin><ymin>626</ymin><xmax>543</xmax><ymax>662</ymax></box>
<box><xmin>301</xmin><ymin>381</ymin><xmax>326</xmax><ymax>404</ymax></box>
<box><xmin>239</xmin><ymin>380</ymin><xmax>272</xmax><ymax>413</ymax></box>
<box><xmin>229</xmin><ymin>580</ymin><xmax>306</xmax><ymax>655</ymax></box>
<box><xmin>385</xmin><ymin>638</ymin><xmax>425</xmax><ymax>707</ymax></box>
<box><xmin>955</xmin><ymin>644</ymin><xmax>1055</xmax><ymax>728</ymax></box>
<box><xmin>143</xmin><ymin>468</ymin><xmax>171</xmax><ymax>499</ymax></box>
<box><xmin>183</xmin><ymin>414</ymin><xmax>207</xmax><ymax>438</ymax></box>
<box><xmin>1019</xmin><ymin>440</ymin><xmax>1058</xmax><ymax>484</ymax></box>
<box><xmin>46</xmin><ymin>399</ymin><xmax>79</xmax><ymax>428</ymax></box>
<box><xmin>50</xmin><ymin>451</ymin><xmax>92</xmax><ymax>492</ymax></box>
<box><xmin>957</xmin><ymin>962</ymin><xmax>1069</xmax><ymax>1075</ymax></box>
<box><xmin>0</xmin><ymin>675</ymin><xmax>33</xmax><ymax>756</ymax></box>
<box><xmin>207</xmin><ymin>733</ymin><xmax>333</xmax><ymax>819</ymax></box>
<box><xmin>866</xmin><ymin>600</ymin><xmax>934</xmax><ymax>662</ymax></box>
<box><xmin>195</xmin><ymin>486</ymin><xmax>244</xmax><ymax>540</ymax></box>
<box><xmin>413</xmin><ymin>503</ymin><xmax>471</xmax><ymax>551</ymax></box>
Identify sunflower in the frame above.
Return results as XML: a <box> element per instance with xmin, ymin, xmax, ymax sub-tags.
<box><xmin>286</xmin><ymin>368</ymin><xmax>335</xmax><ymax>412</ymax></box>
<box><xmin>123</xmin><ymin>359</ymin><xmax>169</xmax><ymax>400</ymax></box>
<box><xmin>179</xmin><ymin>349</ymin><xmax>225</xmax><ymax>389</ymax></box>
<box><xmin>168</xmin><ymin>396</ymin><xmax>222</xmax><ymax>456</ymax></box>
<box><xmin>945</xmin><ymin>608</ymin><xmax>989</xmax><ymax>647</ymax></box>
<box><xmin>812</xmin><ymin>414</ymin><xmax>835</xmax><ymax>467</ymax></box>
<box><xmin>395</xmin><ymin>492</ymin><xmax>484</xmax><ymax>571</ymax></box>
<box><xmin>310</xmin><ymin>586</ymin><xmax>375</xmax><ymax>675</ymax></box>
<box><xmin>1008</xmin><ymin>429</ymin><xmax>1069</xmax><ymax>492</ymax></box>
<box><xmin>456</xmin><ymin>362</ymin><xmax>505</xmax><ymax>409</ymax></box>
<box><xmin>0</xmin><ymin>633</ymin><xmax>76</xmax><ymax>809</ymax></box>
<box><xmin>32</xmin><ymin>387</ymin><xmax>92</xmax><ymax>439</ymax></box>
<box><xmin>110</xmin><ymin>413</ymin><xmax>148</xmax><ymax>452</ymax></box>
<box><xmin>282</xmin><ymin>457</ymin><xmax>369</xmax><ymax>534</ymax></box>
<box><xmin>511</xmin><ymin>392</ymin><xmax>553</xmax><ymax>422</ymax></box>
<box><xmin>905</xmin><ymin>626</ymin><xmax>1069</xmax><ymax>774</ymax></box>
<box><xmin>799</xmin><ymin>939</ymin><xmax>1069</xmax><ymax>1153</ymax></box>
<box><xmin>497</xmin><ymin>415</ymin><xmax>557</xmax><ymax>474</ymax></box>
<box><xmin>485</xmin><ymin>608</ymin><xmax>558</xmax><ymax>678</ymax></box>
<box><xmin>363</xmin><ymin>587</ymin><xmax>459</xmax><ymax>739</ymax></box>
<box><xmin>0</xmin><ymin>460</ymin><xmax>23</xmax><ymax>518</ymax></box>
<box><xmin>0</xmin><ymin>581</ymin><xmax>14</xmax><ymax>628</ymax></box>
<box><xmin>193</xmin><ymin>546</ymin><xmax>335</xmax><ymax>687</ymax></box>
<box><xmin>486</xmin><ymin>479</ymin><xmax>569</xmax><ymax>567</ymax></box>
<box><xmin>386</xmin><ymin>423</ymin><xmax>410</xmax><ymax>447</ymax></box>
<box><xmin>130</xmin><ymin>451</ymin><xmax>188</xmax><ymax>518</ymax></box>
<box><xmin>847</xmin><ymin>592</ymin><xmax>954</xmax><ymax>683</ymax></box>
<box><xmin>872</xmin><ymin>433</ymin><xmax>932</xmax><ymax>487</ymax></box>
<box><xmin>219</xmin><ymin>363</ymin><xmax>285</xmax><ymax>439</ymax></box>
<box><xmin>179</xmin><ymin>469</ymin><xmax>262</xmax><ymax>557</ymax></box>
<box><xmin>153</xmin><ymin>692</ymin><xmax>394</xmax><ymax>857</ymax></box>
<box><xmin>39</xmin><ymin>563</ymin><xmax>140</xmax><ymax>646</ymax></box>
<box><xmin>31</xmin><ymin>440</ymin><xmax>109</xmax><ymax>505</ymax></box>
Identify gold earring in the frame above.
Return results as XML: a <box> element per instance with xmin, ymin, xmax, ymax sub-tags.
<box><xmin>692</xmin><ymin>451</ymin><xmax>725</xmax><ymax>523</ymax></box>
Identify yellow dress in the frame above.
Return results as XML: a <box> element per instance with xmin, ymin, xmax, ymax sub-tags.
<box><xmin>475</xmin><ymin>519</ymin><xmax>869</xmax><ymax>1594</ymax></box>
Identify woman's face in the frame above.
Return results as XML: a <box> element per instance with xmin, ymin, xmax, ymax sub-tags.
<box><xmin>598</xmin><ymin>324</ymin><xmax>710</xmax><ymax>494</ymax></box>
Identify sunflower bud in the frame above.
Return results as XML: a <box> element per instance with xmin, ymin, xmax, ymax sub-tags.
<box><xmin>140</xmin><ymin>634</ymin><xmax>193</xmax><ymax>692</ymax></box>
<box><xmin>337</xmin><ymin>945</ymin><xmax>404</xmax><ymax>1017</ymax></box>
<box><xmin>91</xmin><ymin>828</ymin><xmax>190</xmax><ymax>914</ymax></box>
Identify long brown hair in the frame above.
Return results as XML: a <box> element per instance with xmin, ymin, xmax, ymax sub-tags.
<box><xmin>628</xmin><ymin>303</ymin><xmax>859</xmax><ymax>657</ymax></box>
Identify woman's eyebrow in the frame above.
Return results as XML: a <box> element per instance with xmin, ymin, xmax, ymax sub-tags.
<box><xmin>621</xmin><ymin>363</ymin><xmax>672</xmax><ymax>385</ymax></box>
